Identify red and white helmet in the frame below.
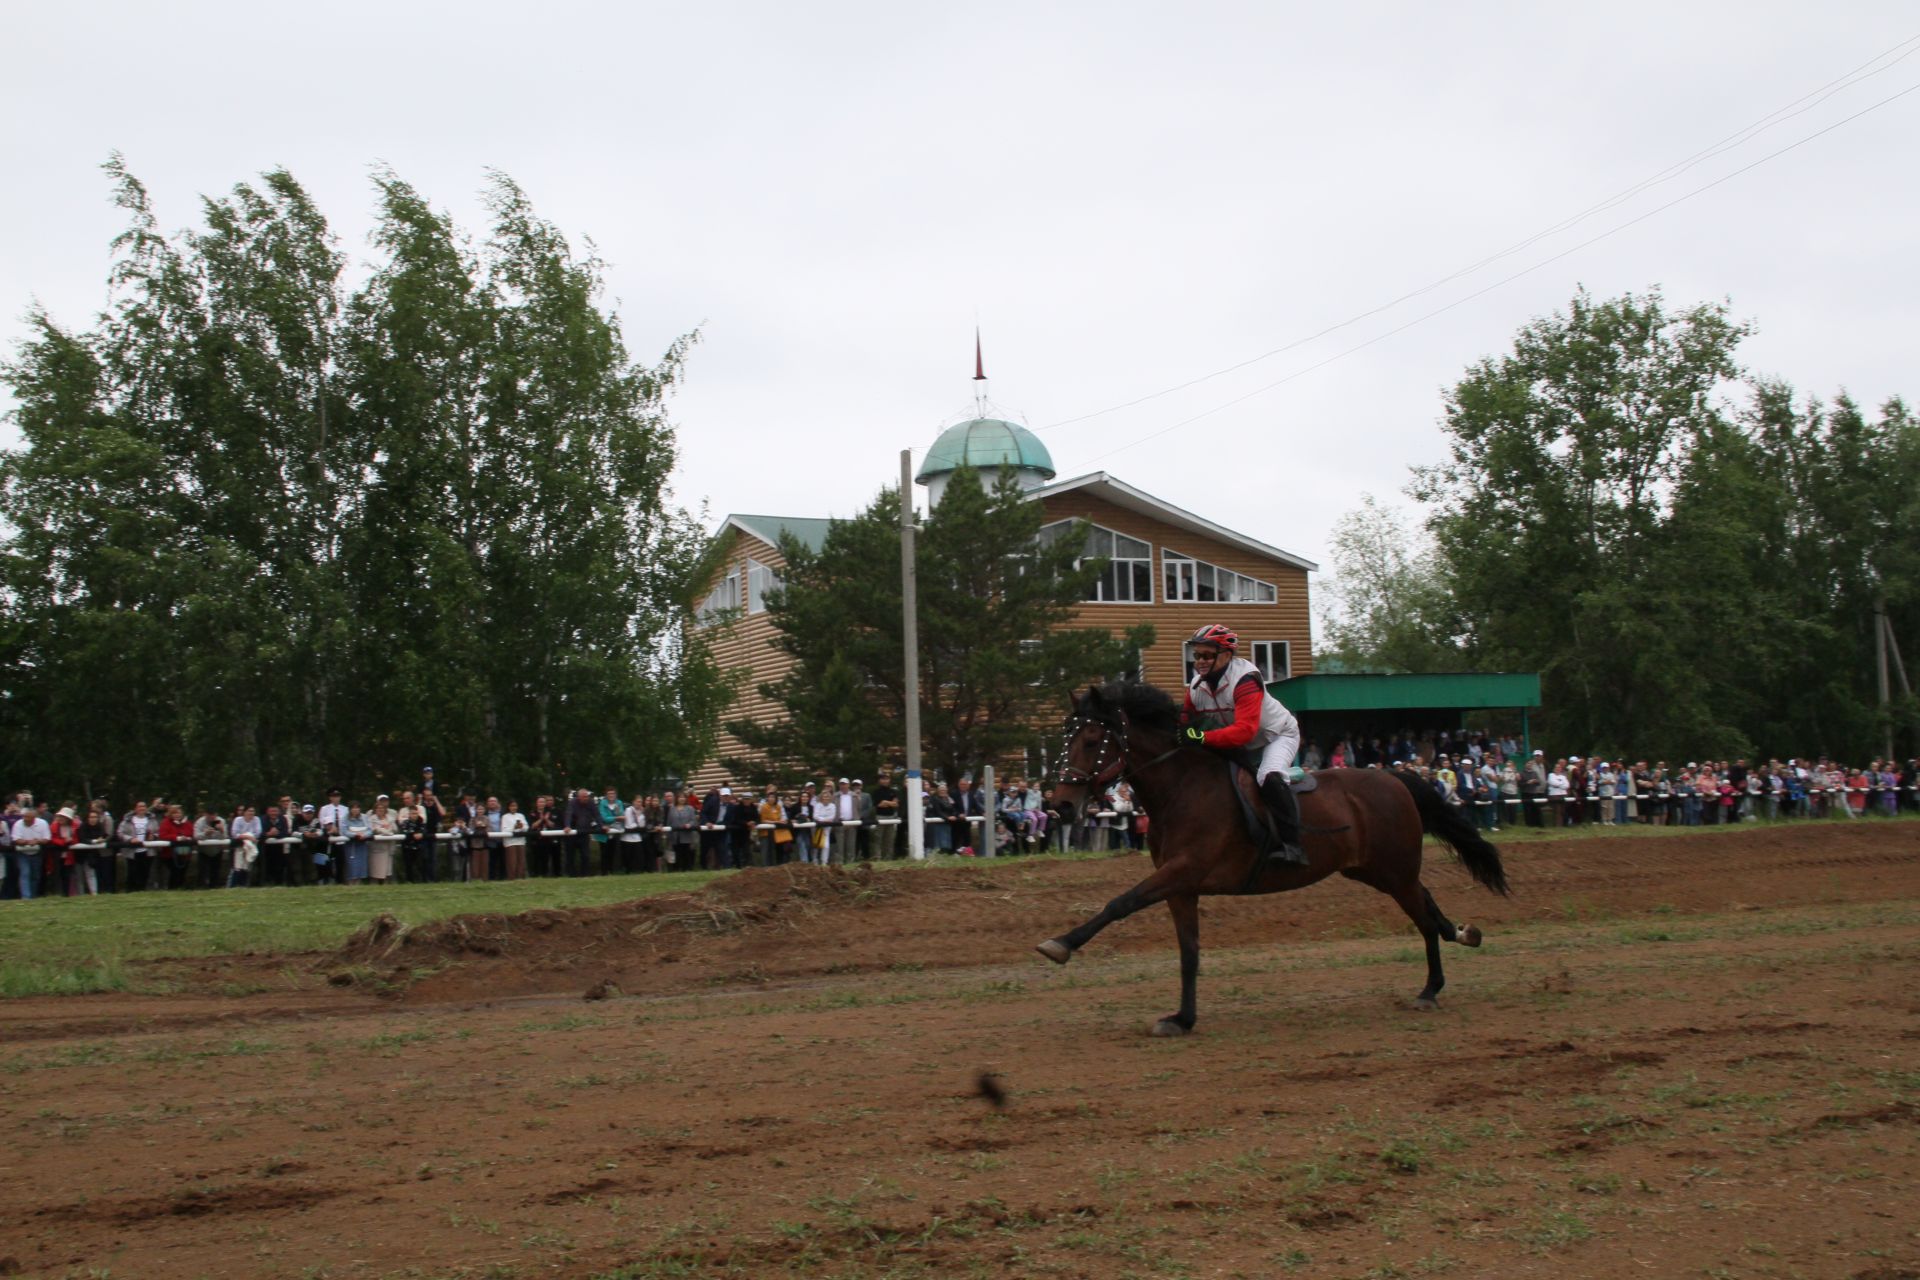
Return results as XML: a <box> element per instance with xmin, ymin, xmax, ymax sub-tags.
<box><xmin>1189</xmin><ymin>623</ymin><xmax>1238</xmax><ymax>652</ymax></box>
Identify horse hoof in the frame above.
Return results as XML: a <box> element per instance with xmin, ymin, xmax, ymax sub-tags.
<box><xmin>1410</xmin><ymin>996</ymin><xmax>1439</xmax><ymax>1012</ymax></box>
<box><xmin>1459</xmin><ymin>924</ymin><xmax>1483</xmax><ymax>948</ymax></box>
<box><xmin>1035</xmin><ymin>939</ymin><xmax>1072</xmax><ymax>965</ymax></box>
<box><xmin>1151</xmin><ymin>1018</ymin><xmax>1191</xmax><ymax>1037</ymax></box>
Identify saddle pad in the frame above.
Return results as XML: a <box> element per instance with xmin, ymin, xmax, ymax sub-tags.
<box><xmin>1229</xmin><ymin>750</ymin><xmax>1318</xmax><ymax>794</ymax></box>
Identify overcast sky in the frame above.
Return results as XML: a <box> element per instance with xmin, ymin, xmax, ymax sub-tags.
<box><xmin>5</xmin><ymin>2</ymin><xmax>1916</xmax><ymax>586</ymax></box>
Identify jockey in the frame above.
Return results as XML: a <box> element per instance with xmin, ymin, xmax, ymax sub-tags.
<box><xmin>1179</xmin><ymin>624</ymin><xmax>1307</xmax><ymax>865</ymax></box>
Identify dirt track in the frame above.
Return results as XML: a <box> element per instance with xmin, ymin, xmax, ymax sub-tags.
<box><xmin>2</xmin><ymin>822</ymin><xmax>1917</xmax><ymax>1279</ymax></box>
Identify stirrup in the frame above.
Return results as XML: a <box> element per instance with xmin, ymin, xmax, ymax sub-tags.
<box><xmin>1265</xmin><ymin>841</ymin><xmax>1308</xmax><ymax>866</ymax></box>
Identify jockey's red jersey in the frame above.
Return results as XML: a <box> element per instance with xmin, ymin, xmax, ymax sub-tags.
<box><xmin>1182</xmin><ymin>655</ymin><xmax>1298</xmax><ymax>750</ymax></box>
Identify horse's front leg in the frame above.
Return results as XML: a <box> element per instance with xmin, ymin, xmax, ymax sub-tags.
<box><xmin>1154</xmin><ymin>893</ymin><xmax>1201</xmax><ymax>1037</ymax></box>
<box><xmin>1035</xmin><ymin>860</ymin><xmax>1193</xmax><ymax>964</ymax></box>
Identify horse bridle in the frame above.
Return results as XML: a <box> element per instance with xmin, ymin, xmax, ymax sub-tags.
<box><xmin>1055</xmin><ymin>711</ymin><xmax>1181</xmax><ymax>790</ymax></box>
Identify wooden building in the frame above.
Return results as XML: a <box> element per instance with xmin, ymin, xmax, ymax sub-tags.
<box><xmin>685</xmin><ymin>418</ymin><xmax>1316</xmax><ymax>788</ymax></box>
<box><xmin>687</xmin><ymin>515</ymin><xmax>830</xmax><ymax>791</ymax></box>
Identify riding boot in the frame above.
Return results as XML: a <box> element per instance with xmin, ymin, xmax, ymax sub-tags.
<box><xmin>1258</xmin><ymin>773</ymin><xmax>1308</xmax><ymax>865</ymax></box>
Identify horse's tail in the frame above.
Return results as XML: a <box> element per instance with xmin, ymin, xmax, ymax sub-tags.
<box><xmin>1391</xmin><ymin>771</ymin><xmax>1510</xmax><ymax>896</ymax></box>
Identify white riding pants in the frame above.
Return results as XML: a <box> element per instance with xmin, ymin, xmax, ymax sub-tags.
<box><xmin>1256</xmin><ymin>729</ymin><xmax>1301</xmax><ymax>785</ymax></box>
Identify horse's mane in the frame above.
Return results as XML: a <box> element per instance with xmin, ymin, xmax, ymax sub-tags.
<box><xmin>1090</xmin><ymin>680</ymin><xmax>1181</xmax><ymax>733</ymax></box>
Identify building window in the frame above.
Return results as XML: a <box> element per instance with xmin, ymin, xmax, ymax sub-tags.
<box><xmin>1249</xmin><ymin>640</ymin><xmax>1291</xmax><ymax>682</ymax></box>
<box><xmin>1162</xmin><ymin>549</ymin><xmax>1277</xmax><ymax>604</ymax></box>
<box><xmin>1039</xmin><ymin>520</ymin><xmax>1153</xmax><ymax>603</ymax></box>
<box><xmin>1183</xmin><ymin>639</ymin><xmax>1290</xmax><ymax>684</ymax></box>
<box><xmin>695</xmin><ymin>569</ymin><xmax>740</xmax><ymax>629</ymax></box>
<box><xmin>1019</xmin><ymin>637</ymin><xmax>1045</xmax><ymax>685</ymax></box>
<box><xmin>746</xmin><ymin>558</ymin><xmax>782</xmax><ymax>614</ymax></box>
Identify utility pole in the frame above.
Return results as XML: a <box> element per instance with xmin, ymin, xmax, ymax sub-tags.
<box><xmin>901</xmin><ymin>450</ymin><xmax>926</xmax><ymax>859</ymax></box>
<box><xmin>1878</xmin><ymin>597</ymin><xmax>1894</xmax><ymax>762</ymax></box>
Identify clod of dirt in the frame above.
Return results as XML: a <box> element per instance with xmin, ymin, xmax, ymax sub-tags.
<box><xmin>0</xmin><ymin>1257</ymin><xmax>21</xmax><ymax>1277</ymax></box>
<box><xmin>1807</xmin><ymin>1101</ymin><xmax>1916</xmax><ymax>1133</ymax></box>
<box><xmin>357</xmin><ymin>912</ymin><xmax>409</xmax><ymax>952</ymax></box>
<box><xmin>974</xmin><ymin>1071</ymin><xmax>1008</xmax><ymax>1110</ymax></box>
<box><xmin>583</xmin><ymin>978</ymin><xmax>620</xmax><ymax>1001</ymax></box>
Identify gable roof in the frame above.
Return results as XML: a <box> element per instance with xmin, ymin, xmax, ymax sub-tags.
<box><xmin>717</xmin><ymin>514</ymin><xmax>834</xmax><ymax>555</ymax></box>
<box><xmin>1028</xmin><ymin>472</ymin><xmax>1319</xmax><ymax>573</ymax></box>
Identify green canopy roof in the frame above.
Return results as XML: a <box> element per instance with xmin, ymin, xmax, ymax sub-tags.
<box><xmin>1270</xmin><ymin>672</ymin><xmax>1541</xmax><ymax>712</ymax></box>
<box><xmin>914</xmin><ymin>418</ymin><xmax>1056</xmax><ymax>483</ymax></box>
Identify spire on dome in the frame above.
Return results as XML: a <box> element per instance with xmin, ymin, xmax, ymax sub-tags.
<box><xmin>973</xmin><ymin>328</ymin><xmax>988</xmax><ymax>416</ymax></box>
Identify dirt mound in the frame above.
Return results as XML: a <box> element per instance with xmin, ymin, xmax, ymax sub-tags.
<box><xmin>328</xmin><ymin>862</ymin><xmax>909</xmax><ymax>997</ymax></box>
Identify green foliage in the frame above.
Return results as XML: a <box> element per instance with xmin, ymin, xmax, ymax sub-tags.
<box><xmin>0</xmin><ymin>159</ymin><xmax>722</xmax><ymax>804</ymax></box>
<box><xmin>725</xmin><ymin>466</ymin><xmax>1153</xmax><ymax>782</ymax></box>
<box><xmin>1316</xmin><ymin>494</ymin><xmax>1463</xmax><ymax>672</ymax></box>
<box><xmin>1403</xmin><ymin>286</ymin><xmax>1920</xmax><ymax>760</ymax></box>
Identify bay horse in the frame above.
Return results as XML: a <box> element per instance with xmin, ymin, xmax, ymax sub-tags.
<box><xmin>1038</xmin><ymin>681</ymin><xmax>1510</xmax><ymax>1035</ymax></box>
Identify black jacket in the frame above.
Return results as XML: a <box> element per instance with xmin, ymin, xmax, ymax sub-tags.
<box><xmin>564</xmin><ymin>796</ymin><xmax>600</xmax><ymax>833</ymax></box>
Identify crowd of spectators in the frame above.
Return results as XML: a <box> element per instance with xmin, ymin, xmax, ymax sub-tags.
<box><xmin>1306</xmin><ymin>732</ymin><xmax>1920</xmax><ymax>832</ymax></box>
<box><xmin>0</xmin><ymin>764</ymin><xmax>1148</xmax><ymax>901</ymax></box>
<box><xmin>5</xmin><ymin>740</ymin><xmax>1913</xmax><ymax>900</ymax></box>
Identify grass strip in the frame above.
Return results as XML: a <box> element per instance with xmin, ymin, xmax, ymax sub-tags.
<box><xmin>0</xmin><ymin>871</ymin><xmax>721</xmax><ymax>996</ymax></box>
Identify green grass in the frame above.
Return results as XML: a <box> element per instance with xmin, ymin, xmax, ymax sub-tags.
<box><xmin>1484</xmin><ymin>810</ymin><xmax>1919</xmax><ymax>844</ymax></box>
<box><xmin>935</xmin><ymin>808</ymin><xmax>1919</xmax><ymax>858</ymax></box>
<box><xmin>0</xmin><ymin>871</ymin><xmax>720</xmax><ymax>997</ymax></box>
<box><xmin>0</xmin><ymin>954</ymin><xmax>131</xmax><ymax>998</ymax></box>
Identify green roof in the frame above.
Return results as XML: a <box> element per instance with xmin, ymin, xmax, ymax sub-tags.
<box><xmin>915</xmin><ymin>418</ymin><xmax>1056</xmax><ymax>482</ymax></box>
<box><xmin>726</xmin><ymin>514</ymin><xmax>833</xmax><ymax>554</ymax></box>
<box><xmin>1270</xmin><ymin>672</ymin><xmax>1541</xmax><ymax>712</ymax></box>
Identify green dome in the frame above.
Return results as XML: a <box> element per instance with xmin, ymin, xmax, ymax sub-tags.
<box><xmin>914</xmin><ymin>418</ymin><xmax>1056</xmax><ymax>484</ymax></box>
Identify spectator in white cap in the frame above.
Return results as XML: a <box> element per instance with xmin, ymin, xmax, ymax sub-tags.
<box><xmin>1522</xmin><ymin>750</ymin><xmax>1547</xmax><ymax>828</ymax></box>
<box><xmin>833</xmin><ymin>778</ymin><xmax>859</xmax><ymax>864</ymax></box>
<box><xmin>849</xmin><ymin>778</ymin><xmax>875</xmax><ymax>859</ymax></box>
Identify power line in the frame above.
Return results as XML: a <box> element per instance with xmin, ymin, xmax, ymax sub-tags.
<box><xmin>1043</xmin><ymin>30</ymin><xmax>1920</xmax><ymax>436</ymax></box>
<box><xmin>1085</xmin><ymin>78</ymin><xmax>1920</xmax><ymax>466</ymax></box>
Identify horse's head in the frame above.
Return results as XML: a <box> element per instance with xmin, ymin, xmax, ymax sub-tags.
<box><xmin>1053</xmin><ymin>685</ymin><xmax>1130</xmax><ymax>806</ymax></box>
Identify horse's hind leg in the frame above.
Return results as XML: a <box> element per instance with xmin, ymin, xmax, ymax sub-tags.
<box><xmin>1154</xmin><ymin>894</ymin><xmax>1201</xmax><ymax>1038</ymax></box>
<box><xmin>1385</xmin><ymin>880</ymin><xmax>1448</xmax><ymax>1010</ymax></box>
<box><xmin>1425</xmin><ymin>886</ymin><xmax>1482</xmax><ymax>948</ymax></box>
